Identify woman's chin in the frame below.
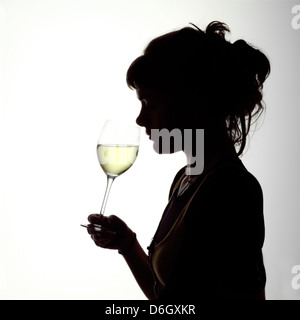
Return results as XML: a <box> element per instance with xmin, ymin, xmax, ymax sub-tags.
<box><xmin>152</xmin><ymin>140</ymin><xmax>181</xmax><ymax>155</ymax></box>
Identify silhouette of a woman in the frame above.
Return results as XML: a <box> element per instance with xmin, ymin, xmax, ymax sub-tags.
<box><xmin>86</xmin><ymin>21</ymin><xmax>270</xmax><ymax>300</ymax></box>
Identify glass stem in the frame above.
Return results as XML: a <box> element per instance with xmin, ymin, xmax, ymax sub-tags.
<box><xmin>100</xmin><ymin>175</ymin><xmax>115</xmax><ymax>215</ymax></box>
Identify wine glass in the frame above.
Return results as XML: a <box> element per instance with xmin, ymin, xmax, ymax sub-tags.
<box><xmin>96</xmin><ymin>119</ymin><xmax>140</xmax><ymax>215</ymax></box>
<box><xmin>81</xmin><ymin>120</ymin><xmax>140</xmax><ymax>230</ymax></box>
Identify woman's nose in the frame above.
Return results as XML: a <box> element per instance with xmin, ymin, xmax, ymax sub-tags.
<box><xmin>136</xmin><ymin>105</ymin><xmax>148</xmax><ymax>127</ymax></box>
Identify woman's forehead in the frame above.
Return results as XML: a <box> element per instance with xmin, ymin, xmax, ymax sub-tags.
<box><xmin>136</xmin><ymin>85</ymin><xmax>156</xmax><ymax>100</ymax></box>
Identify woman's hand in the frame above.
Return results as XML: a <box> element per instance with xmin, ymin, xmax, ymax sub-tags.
<box><xmin>86</xmin><ymin>214</ymin><xmax>156</xmax><ymax>299</ymax></box>
<box><xmin>86</xmin><ymin>214</ymin><xmax>136</xmax><ymax>254</ymax></box>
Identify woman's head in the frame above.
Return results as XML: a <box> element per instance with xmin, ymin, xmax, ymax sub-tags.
<box><xmin>127</xmin><ymin>21</ymin><xmax>271</xmax><ymax>156</ymax></box>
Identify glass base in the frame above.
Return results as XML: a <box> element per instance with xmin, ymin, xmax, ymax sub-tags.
<box><xmin>80</xmin><ymin>224</ymin><xmax>102</xmax><ymax>232</ymax></box>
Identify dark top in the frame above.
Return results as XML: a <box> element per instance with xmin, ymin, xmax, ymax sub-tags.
<box><xmin>148</xmin><ymin>155</ymin><xmax>266</xmax><ymax>300</ymax></box>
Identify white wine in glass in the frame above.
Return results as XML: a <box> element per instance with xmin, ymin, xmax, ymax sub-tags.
<box><xmin>96</xmin><ymin>120</ymin><xmax>140</xmax><ymax>216</ymax></box>
<box><xmin>97</xmin><ymin>145</ymin><xmax>139</xmax><ymax>177</ymax></box>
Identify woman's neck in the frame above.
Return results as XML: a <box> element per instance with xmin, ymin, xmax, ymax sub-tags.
<box><xmin>184</xmin><ymin>127</ymin><xmax>236</xmax><ymax>176</ymax></box>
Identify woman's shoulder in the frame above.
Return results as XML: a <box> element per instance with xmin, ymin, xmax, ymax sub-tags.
<box><xmin>187</xmin><ymin>160</ymin><xmax>265</xmax><ymax>238</ymax></box>
<box><xmin>169</xmin><ymin>158</ymin><xmax>263</xmax><ymax>200</ymax></box>
<box><xmin>188</xmin><ymin>158</ymin><xmax>264</xmax><ymax>216</ymax></box>
<box><xmin>205</xmin><ymin>160</ymin><xmax>263</xmax><ymax>195</ymax></box>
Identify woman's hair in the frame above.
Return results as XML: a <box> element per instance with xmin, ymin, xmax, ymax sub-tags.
<box><xmin>126</xmin><ymin>21</ymin><xmax>271</xmax><ymax>156</ymax></box>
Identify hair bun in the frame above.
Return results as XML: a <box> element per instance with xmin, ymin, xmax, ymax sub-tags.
<box><xmin>205</xmin><ymin>21</ymin><xmax>230</xmax><ymax>39</ymax></box>
<box><xmin>232</xmin><ymin>40</ymin><xmax>270</xmax><ymax>89</ymax></box>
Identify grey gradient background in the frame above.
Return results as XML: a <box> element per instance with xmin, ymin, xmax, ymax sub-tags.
<box><xmin>0</xmin><ymin>0</ymin><xmax>299</xmax><ymax>299</ymax></box>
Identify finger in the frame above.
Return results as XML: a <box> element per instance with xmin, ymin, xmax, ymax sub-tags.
<box><xmin>88</xmin><ymin>214</ymin><xmax>102</xmax><ymax>224</ymax></box>
<box><xmin>87</xmin><ymin>223</ymin><xmax>116</xmax><ymax>235</ymax></box>
<box><xmin>94</xmin><ymin>238</ymin><xmax>114</xmax><ymax>248</ymax></box>
<box><xmin>86</xmin><ymin>224</ymin><xmax>103</xmax><ymax>234</ymax></box>
<box><xmin>87</xmin><ymin>226</ymin><xmax>99</xmax><ymax>235</ymax></box>
<box><xmin>88</xmin><ymin>214</ymin><xmax>110</xmax><ymax>228</ymax></box>
<box><xmin>91</xmin><ymin>229</ymin><xmax>116</xmax><ymax>240</ymax></box>
<box><xmin>91</xmin><ymin>231</ymin><xmax>116</xmax><ymax>248</ymax></box>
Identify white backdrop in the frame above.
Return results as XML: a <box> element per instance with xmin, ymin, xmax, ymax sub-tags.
<box><xmin>0</xmin><ymin>0</ymin><xmax>299</xmax><ymax>300</ymax></box>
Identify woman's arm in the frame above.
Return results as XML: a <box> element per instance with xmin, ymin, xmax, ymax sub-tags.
<box><xmin>120</xmin><ymin>239</ymin><xmax>156</xmax><ymax>300</ymax></box>
<box><xmin>86</xmin><ymin>214</ymin><xmax>156</xmax><ymax>300</ymax></box>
